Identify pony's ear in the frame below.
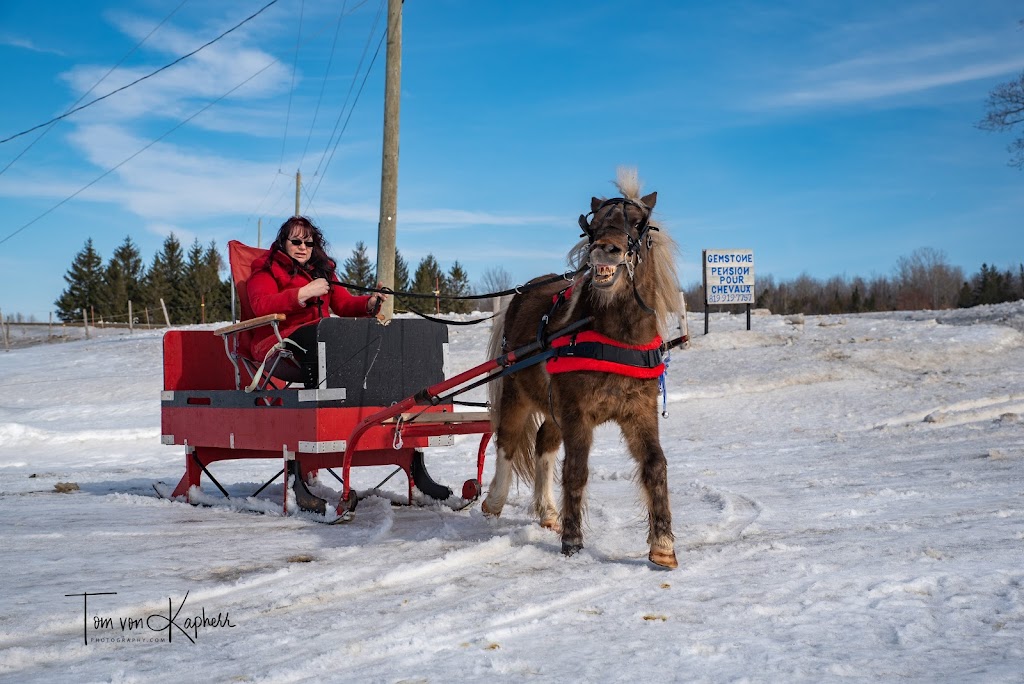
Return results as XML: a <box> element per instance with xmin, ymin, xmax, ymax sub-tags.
<box><xmin>578</xmin><ymin>214</ymin><xmax>590</xmax><ymax>233</ymax></box>
<box><xmin>641</xmin><ymin>191</ymin><xmax>657</xmax><ymax>210</ymax></box>
<box><xmin>591</xmin><ymin>197</ymin><xmax>603</xmax><ymax>213</ymax></box>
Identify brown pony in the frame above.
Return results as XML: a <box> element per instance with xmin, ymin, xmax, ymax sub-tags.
<box><xmin>481</xmin><ymin>167</ymin><xmax>682</xmax><ymax>568</ymax></box>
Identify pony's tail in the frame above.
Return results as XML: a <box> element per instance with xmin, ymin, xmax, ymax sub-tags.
<box><xmin>485</xmin><ymin>307</ymin><xmax>541</xmax><ymax>485</ymax></box>
<box><xmin>485</xmin><ymin>309</ymin><xmax>506</xmax><ymax>426</ymax></box>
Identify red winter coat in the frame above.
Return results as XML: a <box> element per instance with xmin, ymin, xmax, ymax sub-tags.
<box><xmin>247</xmin><ymin>250</ymin><xmax>373</xmax><ymax>360</ymax></box>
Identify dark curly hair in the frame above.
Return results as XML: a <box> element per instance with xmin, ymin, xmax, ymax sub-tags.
<box><xmin>266</xmin><ymin>215</ymin><xmax>337</xmax><ymax>279</ymax></box>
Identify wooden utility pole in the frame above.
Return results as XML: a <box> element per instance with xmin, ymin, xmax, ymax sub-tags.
<box><xmin>295</xmin><ymin>171</ymin><xmax>301</xmax><ymax>216</ymax></box>
<box><xmin>375</xmin><ymin>0</ymin><xmax>402</xmax><ymax>321</ymax></box>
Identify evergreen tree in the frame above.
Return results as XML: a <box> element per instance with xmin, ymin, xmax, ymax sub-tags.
<box><xmin>181</xmin><ymin>239</ymin><xmax>206</xmax><ymax>324</ymax></box>
<box><xmin>179</xmin><ymin>239</ymin><xmax>231</xmax><ymax>324</ymax></box>
<box><xmin>444</xmin><ymin>261</ymin><xmax>472</xmax><ymax>314</ymax></box>
<box><xmin>146</xmin><ymin>234</ymin><xmax>186</xmax><ymax>324</ymax></box>
<box><xmin>412</xmin><ymin>254</ymin><xmax>445</xmax><ymax>313</ymax></box>
<box><xmin>55</xmin><ymin>238</ymin><xmax>108</xmax><ymax>323</ymax></box>
<box><xmin>105</xmin><ymin>236</ymin><xmax>145</xmax><ymax>322</ymax></box>
<box><xmin>973</xmin><ymin>264</ymin><xmax>999</xmax><ymax>305</ymax></box>
<box><xmin>850</xmin><ymin>285</ymin><xmax>862</xmax><ymax>313</ymax></box>
<box><xmin>342</xmin><ymin>241</ymin><xmax>374</xmax><ymax>289</ymax></box>
<box><xmin>203</xmin><ymin>242</ymin><xmax>232</xmax><ymax>323</ymax></box>
<box><xmin>957</xmin><ymin>281</ymin><xmax>974</xmax><ymax>308</ymax></box>
<box><xmin>393</xmin><ymin>248</ymin><xmax>411</xmax><ymax>311</ymax></box>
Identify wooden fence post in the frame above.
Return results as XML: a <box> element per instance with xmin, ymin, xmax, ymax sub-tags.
<box><xmin>128</xmin><ymin>300</ymin><xmax>134</xmax><ymax>333</ymax></box>
<box><xmin>679</xmin><ymin>291</ymin><xmax>690</xmax><ymax>349</ymax></box>
<box><xmin>48</xmin><ymin>312</ymin><xmax>53</xmax><ymax>339</ymax></box>
<box><xmin>0</xmin><ymin>308</ymin><xmax>9</xmax><ymax>351</ymax></box>
<box><xmin>160</xmin><ymin>299</ymin><xmax>171</xmax><ymax>327</ymax></box>
<box><xmin>82</xmin><ymin>310</ymin><xmax>90</xmax><ymax>339</ymax></box>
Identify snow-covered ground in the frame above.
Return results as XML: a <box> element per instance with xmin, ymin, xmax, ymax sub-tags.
<box><xmin>1</xmin><ymin>303</ymin><xmax>1023</xmax><ymax>682</ymax></box>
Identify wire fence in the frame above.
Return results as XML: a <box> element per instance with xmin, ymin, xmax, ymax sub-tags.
<box><xmin>0</xmin><ymin>300</ymin><xmax>181</xmax><ymax>352</ymax></box>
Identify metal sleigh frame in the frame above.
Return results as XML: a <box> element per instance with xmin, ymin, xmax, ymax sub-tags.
<box><xmin>158</xmin><ymin>241</ymin><xmax>604</xmax><ymax>520</ymax></box>
<box><xmin>158</xmin><ymin>307</ymin><xmax>595</xmax><ymax>520</ymax></box>
<box><xmin>159</xmin><ymin>317</ymin><xmax>492</xmax><ymax>519</ymax></box>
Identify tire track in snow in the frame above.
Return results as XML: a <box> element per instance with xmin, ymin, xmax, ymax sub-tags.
<box><xmin>871</xmin><ymin>394</ymin><xmax>1024</xmax><ymax>430</ymax></box>
<box><xmin>683</xmin><ymin>482</ymin><xmax>762</xmax><ymax>549</ymax></box>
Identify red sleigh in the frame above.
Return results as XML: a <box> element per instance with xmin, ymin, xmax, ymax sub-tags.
<box><xmin>158</xmin><ymin>240</ymin><xmax>493</xmax><ymax>520</ymax></box>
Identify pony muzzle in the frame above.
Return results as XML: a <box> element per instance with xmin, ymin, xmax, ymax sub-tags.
<box><xmin>590</xmin><ymin>259</ymin><xmax>624</xmax><ymax>287</ymax></box>
<box><xmin>589</xmin><ymin>240</ymin><xmax>629</xmax><ymax>288</ymax></box>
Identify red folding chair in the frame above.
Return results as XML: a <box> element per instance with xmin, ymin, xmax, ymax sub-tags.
<box><xmin>214</xmin><ymin>240</ymin><xmax>303</xmax><ymax>390</ymax></box>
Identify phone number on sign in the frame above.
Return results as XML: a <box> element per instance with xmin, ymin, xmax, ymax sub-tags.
<box><xmin>707</xmin><ymin>294</ymin><xmax>753</xmax><ymax>304</ymax></box>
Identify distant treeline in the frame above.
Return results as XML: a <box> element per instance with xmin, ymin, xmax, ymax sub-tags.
<box><xmin>684</xmin><ymin>248</ymin><xmax>1024</xmax><ymax>315</ymax></box>
<box><xmin>50</xmin><ymin>235</ymin><xmax>477</xmax><ymax>325</ymax></box>
<box><xmin>41</xmin><ymin>242</ymin><xmax>1024</xmax><ymax>326</ymax></box>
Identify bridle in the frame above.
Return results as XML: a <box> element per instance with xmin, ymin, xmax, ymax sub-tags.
<box><xmin>578</xmin><ymin>197</ymin><xmax>658</xmax><ymax>259</ymax></box>
<box><xmin>578</xmin><ymin>197</ymin><xmax>660</xmax><ymax>313</ymax></box>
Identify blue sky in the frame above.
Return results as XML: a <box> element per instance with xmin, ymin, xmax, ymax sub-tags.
<box><xmin>1</xmin><ymin>0</ymin><xmax>1023</xmax><ymax>319</ymax></box>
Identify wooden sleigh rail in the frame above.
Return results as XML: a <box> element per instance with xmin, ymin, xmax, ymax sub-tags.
<box><xmin>214</xmin><ymin>313</ymin><xmax>286</xmax><ymax>337</ymax></box>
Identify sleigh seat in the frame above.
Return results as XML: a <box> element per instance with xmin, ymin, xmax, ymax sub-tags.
<box><xmin>215</xmin><ymin>240</ymin><xmax>305</xmax><ymax>391</ymax></box>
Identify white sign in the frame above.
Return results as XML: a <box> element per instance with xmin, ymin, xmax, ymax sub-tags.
<box><xmin>704</xmin><ymin>249</ymin><xmax>755</xmax><ymax>305</ymax></box>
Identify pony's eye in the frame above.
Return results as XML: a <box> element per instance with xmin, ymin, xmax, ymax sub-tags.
<box><xmin>607</xmin><ymin>245</ymin><xmax>622</xmax><ymax>255</ymax></box>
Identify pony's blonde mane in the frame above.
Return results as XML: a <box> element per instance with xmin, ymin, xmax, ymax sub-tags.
<box><xmin>567</xmin><ymin>167</ymin><xmax>682</xmax><ymax>337</ymax></box>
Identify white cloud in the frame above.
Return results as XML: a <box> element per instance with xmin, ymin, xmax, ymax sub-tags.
<box><xmin>0</xmin><ymin>34</ymin><xmax>65</xmax><ymax>56</ymax></box>
<box><xmin>759</xmin><ymin>35</ymin><xmax>1024</xmax><ymax>109</ymax></box>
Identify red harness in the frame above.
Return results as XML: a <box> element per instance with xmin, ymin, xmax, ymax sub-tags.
<box><xmin>546</xmin><ymin>330</ymin><xmax>665</xmax><ymax>378</ymax></box>
<box><xmin>540</xmin><ymin>284</ymin><xmax>664</xmax><ymax>378</ymax></box>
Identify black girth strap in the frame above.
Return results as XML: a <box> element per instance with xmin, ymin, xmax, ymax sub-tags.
<box><xmin>551</xmin><ymin>339</ymin><xmax>663</xmax><ymax>369</ymax></box>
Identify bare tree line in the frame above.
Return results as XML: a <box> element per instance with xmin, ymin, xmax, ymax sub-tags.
<box><xmin>684</xmin><ymin>248</ymin><xmax>1023</xmax><ymax>315</ymax></box>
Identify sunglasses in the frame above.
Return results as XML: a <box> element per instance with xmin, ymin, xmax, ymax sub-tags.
<box><xmin>288</xmin><ymin>238</ymin><xmax>315</xmax><ymax>248</ymax></box>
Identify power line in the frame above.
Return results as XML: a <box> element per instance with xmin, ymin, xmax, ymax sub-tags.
<box><xmin>276</xmin><ymin>0</ymin><xmax>305</xmax><ymax>171</ymax></box>
<box><xmin>0</xmin><ymin>0</ymin><xmax>281</xmax><ymax>146</ymax></box>
<box><xmin>0</xmin><ymin>61</ymin><xmax>278</xmax><ymax>247</ymax></box>
<box><xmin>0</xmin><ymin>0</ymin><xmax>191</xmax><ymax>177</ymax></box>
<box><xmin>307</xmin><ymin>26</ymin><xmax>386</xmax><ymax>206</ymax></box>
<box><xmin>310</xmin><ymin>0</ymin><xmax>386</xmax><ymax>183</ymax></box>
<box><xmin>298</xmin><ymin>0</ymin><xmax>350</xmax><ymax>169</ymax></box>
<box><xmin>244</xmin><ymin>0</ymin><xmax>373</xmax><ymax>228</ymax></box>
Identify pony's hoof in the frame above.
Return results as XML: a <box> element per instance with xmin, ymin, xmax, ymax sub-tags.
<box><xmin>540</xmin><ymin>517</ymin><xmax>562</xmax><ymax>534</ymax></box>
<box><xmin>481</xmin><ymin>499</ymin><xmax>500</xmax><ymax>518</ymax></box>
<box><xmin>648</xmin><ymin>547</ymin><xmax>678</xmax><ymax>569</ymax></box>
<box><xmin>561</xmin><ymin>541</ymin><xmax>584</xmax><ymax>557</ymax></box>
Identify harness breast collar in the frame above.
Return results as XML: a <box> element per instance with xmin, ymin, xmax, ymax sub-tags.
<box><xmin>542</xmin><ymin>285</ymin><xmax>665</xmax><ymax>379</ymax></box>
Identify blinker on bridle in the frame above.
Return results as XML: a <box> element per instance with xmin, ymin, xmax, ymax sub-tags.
<box><xmin>578</xmin><ymin>196</ymin><xmax>660</xmax><ymax>315</ymax></box>
<box><xmin>578</xmin><ymin>197</ymin><xmax>658</xmax><ymax>258</ymax></box>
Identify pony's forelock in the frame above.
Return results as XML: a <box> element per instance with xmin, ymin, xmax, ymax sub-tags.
<box><xmin>614</xmin><ymin>166</ymin><xmax>642</xmax><ymax>201</ymax></box>
<box><xmin>571</xmin><ymin>168</ymin><xmax>682</xmax><ymax>336</ymax></box>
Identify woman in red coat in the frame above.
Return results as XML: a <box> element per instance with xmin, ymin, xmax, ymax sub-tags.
<box><xmin>247</xmin><ymin>216</ymin><xmax>387</xmax><ymax>377</ymax></box>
